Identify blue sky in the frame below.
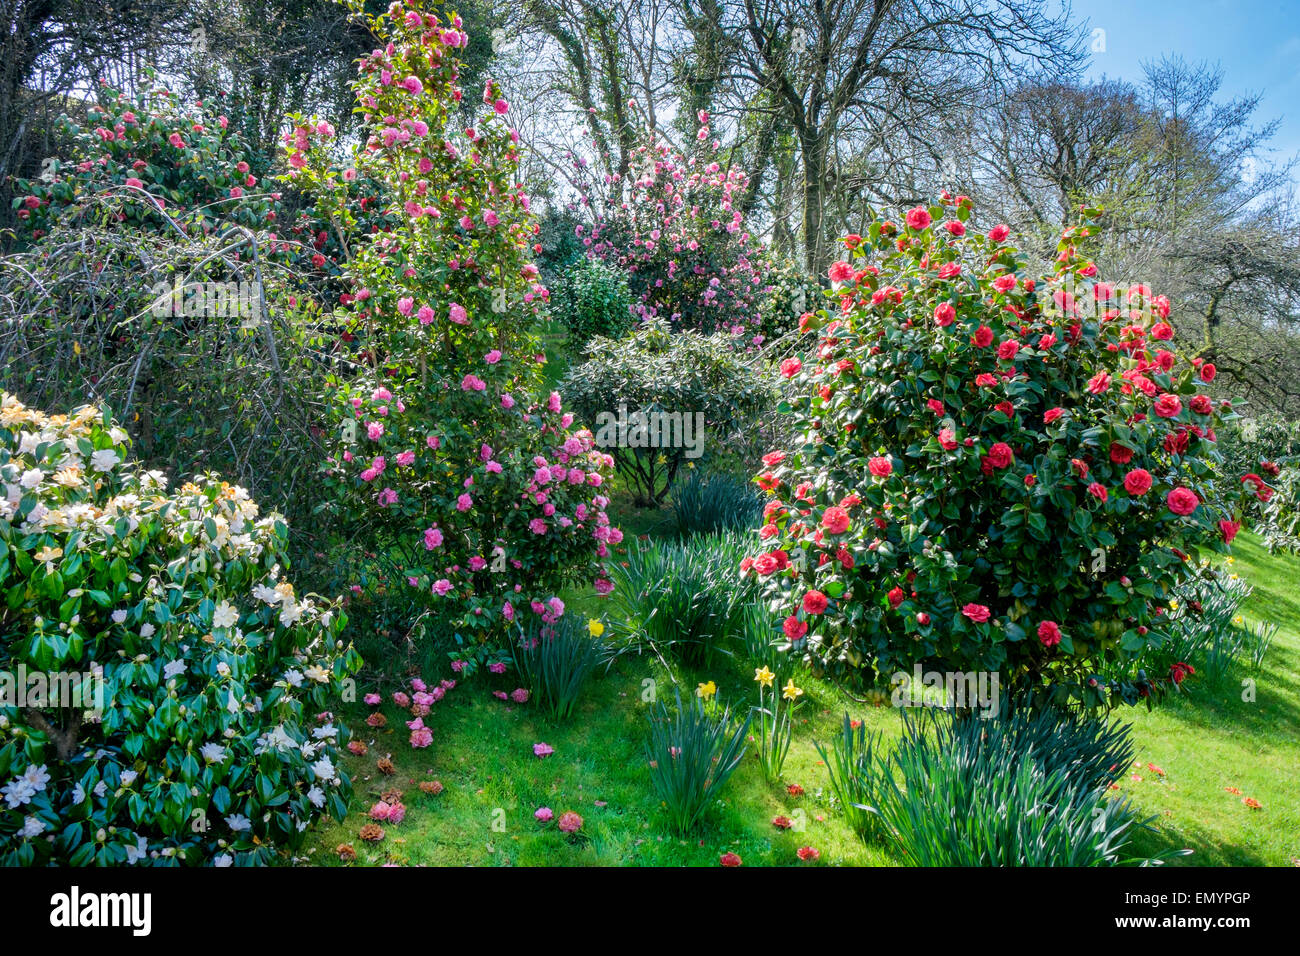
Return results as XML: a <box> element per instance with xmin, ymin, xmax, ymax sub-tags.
<box><xmin>1073</xmin><ymin>0</ymin><xmax>1300</xmax><ymax>168</ymax></box>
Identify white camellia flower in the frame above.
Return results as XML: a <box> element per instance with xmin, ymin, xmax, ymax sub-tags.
<box><xmin>212</xmin><ymin>601</ymin><xmax>239</xmax><ymax>629</ymax></box>
<box><xmin>120</xmin><ymin>769</ymin><xmax>138</xmax><ymax>787</ymax></box>
<box><xmin>124</xmin><ymin>836</ymin><xmax>149</xmax><ymax>864</ymax></box>
<box><xmin>284</xmin><ymin>669</ymin><xmax>304</xmax><ymax>687</ymax></box>
<box><xmin>111</xmin><ymin>609</ymin><xmax>128</xmax><ymax>625</ymax></box>
<box><xmin>19</xmin><ymin>467</ymin><xmax>44</xmax><ymax>489</ymax></box>
<box><xmin>163</xmin><ymin>659</ymin><xmax>187</xmax><ymax>680</ymax></box>
<box><xmin>140</xmin><ymin>623</ymin><xmax>156</xmax><ymax>638</ymax></box>
<box><xmin>307</xmin><ymin>786</ymin><xmax>325</xmax><ymax>808</ymax></box>
<box><xmin>225</xmin><ymin>814</ymin><xmax>252</xmax><ymax>832</ymax></box>
<box><xmin>213</xmin><ymin>854</ymin><xmax>233</xmax><ymax>867</ymax></box>
<box><xmin>71</xmin><ymin>783</ymin><xmax>86</xmax><ymax>805</ymax></box>
<box><xmin>20</xmin><ymin>816</ymin><xmax>45</xmax><ymax>838</ymax></box>
<box><xmin>200</xmin><ymin>743</ymin><xmax>227</xmax><ymax>763</ymax></box>
<box><xmin>310</xmin><ymin>756</ymin><xmax>336</xmax><ymax>783</ymax></box>
<box><xmin>90</xmin><ymin>449</ymin><xmax>120</xmax><ymax>472</ymax></box>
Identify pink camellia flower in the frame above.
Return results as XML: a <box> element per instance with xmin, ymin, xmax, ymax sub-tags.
<box><xmin>1037</xmin><ymin>620</ymin><xmax>1062</xmax><ymax>647</ymax></box>
<box><xmin>417</xmin><ymin>305</ymin><xmax>434</xmax><ymax>325</ymax></box>
<box><xmin>402</xmin><ymin>75</ymin><xmax>423</xmax><ymax>94</ymax></box>
<box><xmin>1166</xmin><ymin>486</ymin><xmax>1199</xmax><ymax>516</ymax></box>
<box><xmin>484</xmin><ymin>349</ymin><xmax>502</xmax><ymax>364</ymax></box>
<box><xmin>364</xmin><ymin>693</ymin><xmax>382</xmax><ymax>706</ymax></box>
<box><xmin>905</xmin><ymin>207</ymin><xmax>932</xmax><ymax>230</ymax></box>
<box><xmin>511</xmin><ymin>688</ymin><xmax>529</xmax><ymax>703</ymax></box>
<box><xmin>868</xmin><ymin>456</ymin><xmax>893</xmax><ymax>477</ymax></box>
<box><xmin>828</xmin><ymin>260</ymin><xmax>855</xmax><ymax>283</ymax></box>
<box><xmin>432</xmin><ymin>578</ymin><xmax>452</xmax><ymax>596</ymax></box>
<box><xmin>386</xmin><ymin>803</ymin><xmax>406</xmax><ymax>824</ymax></box>
<box><xmin>393</xmin><ymin>692</ymin><xmax>411</xmax><ymax>709</ymax></box>
<box><xmin>457</xmin><ymin>493</ymin><xmax>473</xmax><ymax>512</ymax></box>
<box><xmin>961</xmin><ymin>603</ymin><xmax>991</xmax><ymax>623</ymax></box>
<box><xmin>449</xmin><ymin>302</ymin><xmax>468</xmax><ymax>324</ymax></box>
<box><xmin>461</xmin><ymin>374</ymin><xmax>486</xmax><ymax>391</ymax></box>
<box><xmin>410</xmin><ymin>726</ymin><xmax>432</xmax><ymax>748</ymax></box>
<box><xmin>533</xmin><ymin>742</ymin><xmax>554</xmax><ymax>758</ymax></box>
<box><xmin>535</xmin><ymin>807</ymin><xmax>554</xmax><ymax>823</ymax></box>
<box><xmin>557</xmin><ymin>811</ymin><xmax>583</xmax><ymax>833</ymax></box>
<box><xmin>369</xmin><ymin>801</ymin><xmax>392</xmax><ymax>821</ymax></box>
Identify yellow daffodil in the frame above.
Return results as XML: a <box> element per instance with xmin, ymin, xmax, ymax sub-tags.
<box><xmin>587</xmin><ymin>618</ymin><xmax>605</xmax><ymax>638</ymax></box>
<box><xmin>782</xmin><ymin>679</ymin><xmax>803</xmax><ymax>702</ymax></box>
<box><xmin>754</xmin><ymin>666</ymin><xmax>775</xmax><ymax>687</ymax></box>
<box><xmin>696</xmin><ymin>680</ymin><xmax>717</xmax><ymax>700</ymax></box>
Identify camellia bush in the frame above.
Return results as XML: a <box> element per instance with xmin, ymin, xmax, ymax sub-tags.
<box><xmin>302</xmin><ymin>0</ymin><xmax>620</xmax><ymax>674</ymax></box>
<box><xmin>0</xmin><ymin>394</ymin><xmax>359</xmax><ymax>865</ymax></box>
<box><xmin>563</xmin><ymin>318</ymin><xmax>774</xmax><ymax>505</ymax></box>
<box><xmin>580</xmin><ymin>112</ymin><xmax>772</xmax><ymax>338</ymax></box>
<box><xmin>745</xmin><ymin>195</ymin><xmax>1260</xmax><ymax>708</ymax></box>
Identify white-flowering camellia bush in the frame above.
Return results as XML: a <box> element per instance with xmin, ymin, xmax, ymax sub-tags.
<box><xmin>0</xmin><ymin>393</ymin><xmax>360</xmax><ymax>865</ymax></box>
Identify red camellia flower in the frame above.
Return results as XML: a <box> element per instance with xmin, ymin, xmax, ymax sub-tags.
<box><xmin>780</xmin><ymin>357</ymin><xmax>802</xmax><ymax>378</ymax></box>
<box><xmin>1085</xmin><ymin>372</ymin><xmax>1110</xmax><ymax>394</ymax></box>
<box><xmin>916</xmin><ymin>611</ymin><xmax>931</xmax><ymax>625</ymax></box>
<box><xmin>1166</xmin><ymin>486</ymin><xmax>1199</xmax><ymax>516</ymax></box>
<box><xmin>1153</xmin><ymin>393</ymin><xmax>1182</xmax><ymax>418</ymax></box>
<box><xmin>997</xmin><ymin>339</ymin><xmax>1020</xmax><ymax>361</ymax></box>
<box><xmin>905</xmin><ymin>206</ymin><xmax>932</xmax><ymax>230</ymax></box>
<box><xmin>1169</xmin><ymin>661</ymin><xmax>1196</xmax><ymax>685</ymax></box>
<box><xmin>783</xmin><ymin>615</ymin><xmax>808</xmax><ymax>640</ymax></box>
<box><xmin>972</xmin><ymin>325</ymin><xmax>994</xmax><ymax>348</ymax></box>
<box><xmin>868</xmin><ymin>456</ymin><xmax>893</xmax><ymax>477</ymax></box>
<box><xmin>933</xmin><ymin>302</ymin><xmax>956</xmax><ymax>326</ymax></box>
<box><xmin>1087</xmin><ymin>482</ymin><xmax>1108</xmax><ymax>503</ymax></box>
<box><xmin>821</xmin><ymin>506</ymin><xmax>851</xmax><ymax>534</ymax></box>
<box><xmin>1190</xmin><ymin>394</ymin><xmax>1212</xmax><ymax>415</ymax></box>
<box><xmin>762</xmin><ymin>451</ymin><xmax>786</xmax><ymax>466</ymax></box>
<box><xmin>803</xmin><ymin>590</ymin><xmax>829</xmax><ymax>615</ymax></box>
<box><xmin>988</xmin><ymin>224</ymin><xmax>1010</xmax><ymax>242</ymax></box>
<box><xmin>1199</xmin><ymin>362</ymin><xmax>1216</xmax><ymax>382</ymax></box>
<box><xmin>1109</xmin><ymin>442</ymin><xmax>1134</xmax><ymax>464</ymax></box>
<box><xmin>887</xmin><ymin>586</ymin><xmax>905</xmax><ymax>608</ymax></box>
<box><xmin>796</xmin><ymin>846</ymin><xmax>821</xmax><ymax>861</ymax></box>
<box><xmin>1037</xmin><ymin>620</ymin><xmax>1062</xmax><ymax>647</ymax></box>
<box><xmin>1219</xmin><ymin>518</ymin><xmax>1240</xmax><ymax>544</ymax></box>
<box><xmin>986</xmin><ymin>442</ymin><xmax>1013</xmax><ymax>469</ymax></box>
<box><xmin>992</xmin><ymin>274</ymin><xmax>1017</xmax><ymax>293</ymax></box>
<box><xmin>943</xmin><ymin>220</ymin><xmax>965</xmax><ymax>237</ymax></box>
<box><xmin>938</xmin><ymin>428</ymin><xmax>958</xmax><ymax>450</ymax></box>
<box><xmin>752</xmin><ymin>553</ymin><xmax>779</xmax><ymax>575</ymax></box>
<box><xmin>1043</xmin><ymin>407</ymin><xmax>1064</xmax><ymax>424</ymax></box>
<box><xmin>927</xmin><ymin>398</ymin><xmax>945</xmax><ymax>415</ymax></box>
<box><xmin>1151</xmin><ymin>322</ymin><xmax>1174</xmax><ymax>340</ymax></box>
<box><xmin>1123</xmin><ymin>468</ymin><xmax>1153</xmax><ymax>496</ymax></box>
<box><xmin>962</xmin><ymin>603</ymin><xmax>991</xmax><ymax>623</ymax></box>
<box><xmin>719</xmin><ymin>852</ymin><xmax>743</xmax><ymax>867</ymax></box>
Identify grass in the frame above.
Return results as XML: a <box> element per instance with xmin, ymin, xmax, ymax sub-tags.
<box><xmin>297</xmin><ymin>530</ymin><xmax>1300</xmax><ymax>867</ymax></box>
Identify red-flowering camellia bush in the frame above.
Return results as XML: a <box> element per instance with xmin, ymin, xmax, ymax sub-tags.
<box><xmin>303</xmin><ymin>0</ymin><xmax>620</xmax><ymax>674</ymax></box>
<box><xmin>746</xmin><ymin>195</ymin><xmax>1262</xmax><ymax>708</ymax></box>
<box><xmin>580</xmin><ymin>113</ymin><xmax>772</xmax><ymax>339</ymax></box>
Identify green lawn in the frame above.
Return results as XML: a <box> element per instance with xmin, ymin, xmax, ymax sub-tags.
<box><xmin>297</xmin><ymin>531</ymin><xmax>1300</xmax><ymax>867</ymax></box>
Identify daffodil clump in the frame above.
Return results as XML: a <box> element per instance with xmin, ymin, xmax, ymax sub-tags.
<box><xmin>752</xmin><ymin>667</ymin><xmax>802</xmax><ymax>781</ymax></box>
<box><xmin>0</xmin><ymin>393</ymin><xmax>359</xmax><ymax>865</ymax></box>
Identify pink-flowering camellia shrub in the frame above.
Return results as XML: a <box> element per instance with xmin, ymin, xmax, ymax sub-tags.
<box><xmin>746</xmin><ymin>195</ymin><xmax>1259</xmax><ymax>708</ymax></box>
<box><xmin>302</xmin><ymin>0</ymin><xmax>619</xmax><ymax>674</ymax></box>
<box><xmin>580</xmin><ymin>112</ymin><xmax>772</xmax><ymax>339</ymax></box>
